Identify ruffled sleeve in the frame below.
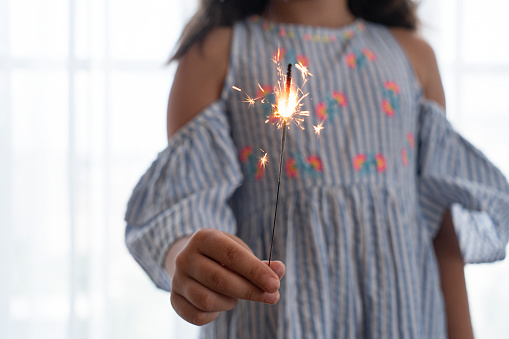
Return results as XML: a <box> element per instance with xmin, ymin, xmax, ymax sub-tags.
<box><xmin>124</xmin><ymin>101</ymin><xmax>243</xmax><ymax>291</ymax></box>
<box><xmin>417</xmin><ymin>99</ymin><xmax>509</xmax><ymax>263</ymax></box>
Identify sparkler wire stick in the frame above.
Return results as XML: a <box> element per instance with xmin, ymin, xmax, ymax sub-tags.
<box><xmin>268</xmin><ymin>64</ymin><xmax>292</xmax><ymax>266</ymax></box>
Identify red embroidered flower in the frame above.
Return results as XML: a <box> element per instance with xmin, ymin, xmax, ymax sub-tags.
<box><xmin>362</xmin><ymin>48</ymin><xmax>376</xmax><ymax>61</ymax></box>
<box><xmin>240</xmin><ymin>146</ymin><xmax>253</xmax><ymax>163</ymax></box>
<box><xmin>382</xmin><ymin>99</ymin><xmax>394</xmax><ymax>117</ymax></box>
<box><xmin>346</xmin><ymin>53</ymin><xmax>356</xmax><ymax>68</ymax></box>
<box><xmin>286</xmin><ymin>158</ymin><xmax>298</xmax><ymax>178</ymax></box>
<box><xmin>353</xmin><ymin>154</ymin><xmax>366</xmax><ymax>171</ymax></box>
<box><xmin>307</xmin><ymin>155</ymin><xmax>323</xmax><ymax>172</ymax></box>
<box><xmin>384</xmin><ymin>81</ymin><xmax>400</xmax><ymax>94</ymax></box>
<box><xmin>375</xmin><ymin>154</ymin><xmax>386</xmax><ymax>172</ymax></box>
<box><xmin>316</xmin><ymin>102</ymin><xmax>328</xmax><ymax>120</ymax></box>
<box><xmin>332</xmin><ymin>91</ymin><xmax>347</xmax><ymax>107</ymax></box>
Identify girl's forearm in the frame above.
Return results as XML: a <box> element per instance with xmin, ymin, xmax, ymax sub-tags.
<box><xmin>433</xmin><ymin>209</ymin><xmax>474</xmax><ymax>339</ymax></box>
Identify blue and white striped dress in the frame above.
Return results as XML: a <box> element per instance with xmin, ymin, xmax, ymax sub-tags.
<box><xmin>125</xmin><ymin>17</ymin><xmax>509</xmax><ymax>338</ymax></box>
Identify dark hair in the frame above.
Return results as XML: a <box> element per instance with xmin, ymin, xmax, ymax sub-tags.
<box><xmin>170</xmin><ymin>0</ymin><xmax>418</xmax><ymax>61</ymax></box>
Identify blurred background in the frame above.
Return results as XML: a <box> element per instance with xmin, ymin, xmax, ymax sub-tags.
<box><xmin>0</xmin><ymin>0</ymin><xmax>508</xmax><ymax>338</ymax></box>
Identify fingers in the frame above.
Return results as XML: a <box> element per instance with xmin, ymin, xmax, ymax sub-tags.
<box><xmin>262</xmin><ymin>260</ymin><xmax>286</xmax><ymax>280</ymax></box>
<box><xmin>171</xmin><ymin>228</ymin><xmax>285</xmax><ymax>327</ymax></box>
<box><xmin>193</xmin><ymin>229</ymin><xmax>280</xmax><ymax>293</ymax></box>
<box><xmin>171</xmin><ymin>290</ymin><xmax>219</xmax><ymax>326</ymax></box>
<box><xmin>181</xmin><ymin>252</ymin><xmax>280</xmax><ymax>304</ymax></box>
<box><xmin>224</xmin><ymin>232</ymin><xmax>254</xmax><ymax>254</ymax></box>
<box><xmin>173</xmin><ymin>273</ymin><xmax>238</xmax><ymax>313</ymax></box>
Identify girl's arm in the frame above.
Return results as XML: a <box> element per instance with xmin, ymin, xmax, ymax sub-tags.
<box><xmin>391</xmin><ymin>29</ymin><xmax>474</xmax><ymax>339</ymax></box>
<box><xmin>164</xmin><ymin>28</ymin><xmax>285</xmax><ymax>326</ymax></box>
<box><xmin>434</xmin><ymin>209</ymin><xmax>474</xmax><ymax>339</ymax></box>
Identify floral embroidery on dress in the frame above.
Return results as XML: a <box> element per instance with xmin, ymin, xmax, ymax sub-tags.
<box><xmin>250</xmin><ymin>15</ymin><xmax>365</xmax><ymax>43</ymax></box>
<box><xmin>239</xmin><ymin>146</ymin><xmax>266</xmax><ymax>180</ymax></box>
<box><xmin>382</xmin><ymin>81</ymin><xmax>400</xmax><ymax>117</ymax></box>
<box><xmin>315</xmin><ymin>91</ymin><xmax>347</xmax><ymax>121</ymax></box>
<box><xmin>402</xmin><ymin>133</ymin><xmax>415</xmax><ymax>166</ymax></box>
<box><xmin>285</xmin><ymin>153</ymin><xmax>323</xmax><ymax>178</ymax></box>
<box><xmin>353</xmin><ymin>153</ymin><xmax>386</xmax><ymax>174</ymax></box>
<box><xmin>346</xmin><ymin>48</ymin><xmax>376</xmax><ymax>69</ymax></box>
<box><xmin>285</xmin><ymin>158</ymin><xmax>299</xmax><ymax>178</ymax></box>
<box><xmin>307</xmin><ymin>155</ymin><xmax>323</xmax><ymax>172</ymax></box>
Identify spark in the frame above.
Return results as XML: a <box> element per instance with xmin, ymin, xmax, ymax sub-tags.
<box><xmin>232</xmin><ymin>86</ymin><xmax>242</xmax><ymax>92</ymax></box>
<box><xmin>295</xmin><ymin>62</ymin><xmax>313</xmax><ymax>85</ymax></box>
<box><xmin>259</xmin><ymin>151</ymin><xmax>268</xmax><ymax>168</ymax></box>
<box><xmin>313</xmin><ymin>122</ymin><xmax>324</xmax><ymax>135</ymax></box>
<box><xmin>272</xmin><ymin>48</ymin><xmax>281</xmax><ymax>64</ymax></box>
<box><xmin>242</xmin><ymin>93</ymin><xmax>256</xmax><ymax>108</ymax></box>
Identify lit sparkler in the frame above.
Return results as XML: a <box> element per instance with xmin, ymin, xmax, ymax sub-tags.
<box><xmin>267</xmin><ymin>63</ymin><xmax>293</xmax><ymax>266</ymax></box>
<box><xmin>232</xmin><ymin>50</ymin><xmax>319</xmax><ymax>266</ymax></box>
<box><xmin>267</xmin><ymin>61</ymin><xmax>310</xmax><ymax>129</ymax></box>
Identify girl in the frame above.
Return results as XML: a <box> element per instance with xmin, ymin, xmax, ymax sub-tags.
<box><xmin>125</xmin><ymin>0</ymin><xmax>509</xmax><ymax>338</ymax></box>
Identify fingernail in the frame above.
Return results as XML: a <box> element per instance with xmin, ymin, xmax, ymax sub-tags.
<box><xmin>263</xmin><ymin>292</ymin><xmax>280</xmax><ymax>304</ymax></box>
<box><xmin>266</xmin><ymin>277</ymin><xmax>279</xmax><ymax>292</ymax></box>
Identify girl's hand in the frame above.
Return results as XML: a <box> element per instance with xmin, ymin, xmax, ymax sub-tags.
<box><xmin>169</xmin><ymin>228</ymin><xmax>285</xmax><ymax>326</ymax></box>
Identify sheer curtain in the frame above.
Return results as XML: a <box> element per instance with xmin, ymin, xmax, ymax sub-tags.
<box><xmin>1</xmin><ymin>0</ymin><xmax>507</xmax><ymax>338</ymax></box>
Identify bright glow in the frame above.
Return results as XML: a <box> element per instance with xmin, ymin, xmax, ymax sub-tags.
<box><xmin>275</xmin><ymin>83</ymin><xmax>305</xmax><ymax>119</ymax></box>
<box><xmin>233</xmin><ymin>48</ymin><xmax>312</xmax><ymax>130</ymax></box>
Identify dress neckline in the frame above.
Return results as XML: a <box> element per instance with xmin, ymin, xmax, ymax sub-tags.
<box><xmin>248</xmin><ymin>15</ymin><xmax>366</xmax><ymax>42</ymax></box>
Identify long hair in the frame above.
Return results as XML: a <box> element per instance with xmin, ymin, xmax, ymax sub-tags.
<box><xmin>170</xmin><ymin>0</ymin><xmax>418</xmax><ymax>61</ymax></box>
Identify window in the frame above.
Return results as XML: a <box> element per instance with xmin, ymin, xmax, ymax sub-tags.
<box><xmin>1</xmin><ymin>0</ymin><xmax>199</xmax><ymax>337</ymax></box>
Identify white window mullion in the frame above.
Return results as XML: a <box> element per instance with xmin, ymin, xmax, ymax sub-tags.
<box><xmin>0</xmin><ymin>0</ymin><xmax>13</xmax><ymax>337</ymax></box>
<box><xmin>68</xmin><ymin>0</ymin><xmax>78</xmax><ymax>338</ymax></box>
<box><xmin>102</xmin><ymin>0</ymin><xmax>112</xmax><ymax>337</ymax></box>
